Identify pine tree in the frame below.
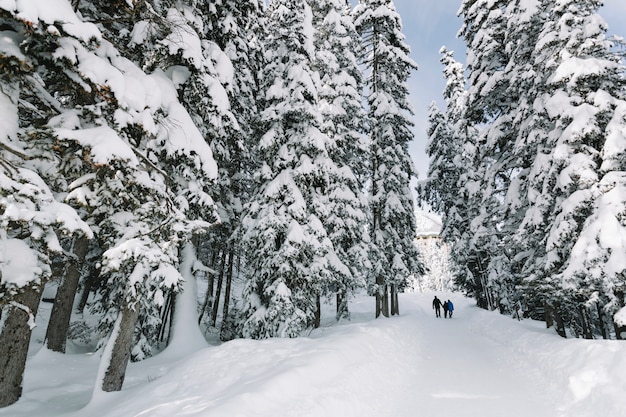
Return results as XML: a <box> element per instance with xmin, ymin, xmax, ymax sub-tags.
<box><xmin>0</xmin><ymin>3</ymin><xmax>94</xmax><ymax>406</ymax></box>
<box><xmin>526</xmin><ymin>0</ymin><xmax>626</xmax><ymax>336</ymax></box>
<box><xmin>195</xmin><ymin>0</ymin><xmax>266</xmax><ymax>338</ymax></box>
<box><xmin>457</xmin><ymin>0</ymin><xmax>545</xmax><ymax>312</ymax></box>
<box><xmin>353</xmin><ymin>0</ymin><xmax>423</xmax><ymax>317</ymax></box>
<box><xmin>73</xmin><ymin>0</ymin><xmax>223</xmax><ymax>361</ymax></box>
<box><xmin>311</xmin><ymin>0</ymin><xmax>369</xmax><ymax>320</ymax></box>
<box><xmin>240</xmin><ymin>0</ymin><xmax>336</xmax><ymax>338</ymax></box>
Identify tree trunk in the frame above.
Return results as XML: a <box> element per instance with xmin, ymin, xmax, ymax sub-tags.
<box><xmin>314</xmin><ymin>294</ymin><xmax>321</xmax><ymax>328</ymax></box>
<box><xmin>596</xmin><ymin>303</ymin><xmax>608</xmax><ymax>340</ymax></box>
<box><xmin>76</xmin><ymin>264</ymin><xmax>98</xmax><ymax>313</ymax></box>
<box><xmin>382</xmin><ymin>284</ymin><xmax>389</xmax><ymax>317</ymax></box>
<box><xmin>100</xmin><ymin>304</ymin><xmax>140</xmax><ymax>392</ymax></box>
<box><xmin>158</xmin><ymin>292</ymin><xmax>173</xmax><ymax>343</ymax></box>
<box><xmin>553</xmin><ymin>307</ymin><xmax>567</xmax><ymax>338</ymax></box>
<box><xmin>391</xmin><ymin>283</ymin><xmax>399</xmax><ymax>316</ymax></box>
<box><xmin>579</xmin><ymin>305</ymin><xmax>593</xmax><ymax>339</ymax></box>
<box><xmin>0</xmin><ymin>285</ymin><xmax>43</xmax><ymax>407</ymax></box>
<box><xmin>221</xmin><ymin>250</ymin><xmax>234</xmax><ymax>328</ymax></box>
<box><xmin>336</xmin><ymin>290</ymin><xmax>349</xmax><ymax>321</ymax></box>
<box><xmin>210</xmin><ymin>251</ymin><xmax>227</xmax><ymax>327</ymax></box>
<box><xmin>198</xmin><ymin>250</ymin><xmax>218</xmax><ymax>324</ymax></box>
<box><xmin>545</xmin><ymin>303</ymin><xmax>553</xmax><ymax>329</ymax></box>
<box><xmin>45</xmin><ymin>235</ymin><xmax>89</xmax><ymax>353</ymax></box>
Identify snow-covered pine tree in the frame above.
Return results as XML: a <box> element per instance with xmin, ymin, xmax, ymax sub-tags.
<box><xmin>457</xmin><ymin>0</ymin><xmax>545</xmax><ymax>312</ymax></box>
<box><xmin>0</xmin><ymin>2</ymin><xmax>94</xmax><ymax>406</ymax></box>
<box><xmin>310</xmin><ymin>0</ymin><xmax>369</xmax><ymax>320</ymax></box>
<box><xmin>353</xmin><ymin>0</ymin><xmax>423</xmax><ymax>317</ymax></box>
<box><xmin>525</xmin><ymin>0</ymin><xmax>626</xmax><ymax>337</ymax></box>
<box><xmin>240</xmin><ymin>0</ymin><xmax>338</xmax><ymax>338</ymax></box>
<box><xmin>75</xmin><ymin>0</ymin><xmax>222</xmax><ymax>358</ymax></box>
<box><xmin>191</xmin><ymin>0</ymin><xmax>266</xmax><ymax>338</ymax></box>
<box><xmin>419</xmin><ymin>48</ymin><xmax>484</xmax><ymax>301</ymax></box>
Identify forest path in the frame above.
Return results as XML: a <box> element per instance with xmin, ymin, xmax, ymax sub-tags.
<box><xmin>2</xmin><ymin>292</ymin><xmax>581</xmax><ymax>417</ymax></box>
<box><xmin>398</xmin><ymin>293</ymin><xmax>559</xmax><ymax>417</ymax></box>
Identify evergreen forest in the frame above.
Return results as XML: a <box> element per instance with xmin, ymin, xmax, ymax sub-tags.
<box><xmin>0</xmin><ymin>0</ymin><xmax>625</xmax><ymax>408</ymax></box>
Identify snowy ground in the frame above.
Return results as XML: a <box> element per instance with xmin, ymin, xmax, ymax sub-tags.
<box><xmin>2</xmin><ymin>292</ymin><xmax>625</xmax><ymax>417</ymax></box>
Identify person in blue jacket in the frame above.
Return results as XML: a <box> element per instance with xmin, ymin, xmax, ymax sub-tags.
<box><xmin>447</xmin><ymin>300</ymin><xmax>454</xmax><ymax>318</ymax></box>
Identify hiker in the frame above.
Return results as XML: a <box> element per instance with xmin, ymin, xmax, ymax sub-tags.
<box><xmin>443</xmin><ymin>300</ymin><xmax>449</xmax><ymax>318</ymax></box>
<box><xmin>447</xmin><ymin>299</ymin><xmax>454</xmax><ymax>318</ymax></box>
<box><xmin>432</xmin><ymin>296</ymin><xmax>443</xmax><ymax>318</ymax></box>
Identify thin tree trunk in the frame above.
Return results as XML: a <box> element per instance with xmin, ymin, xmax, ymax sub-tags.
<box><xmin>375</xmin><ymin>275</ymin><xmax>389</xmax><ymax>318</ymax></box>
<box><xmin>314</xmin><ymin>294</ymin><xmax>321</xmax><ymax>328</ymax></box>
<box><xmin>211</xmin><ymin>251</ymin><xmax>227</xmax><ymax>327</ymax></box>
<box><xmin>77</xmin><ymin>264</ymin><xmax>98</xmax><ymax>313</ymax></box>
<box><xmin>545</xmin><ymin>303</ymin><xmax>554</xmax><ymax>329</ymax></box>
<box><xmin>158</xmin><ymin>292</ymin><xmax>173</xmax><ymax>343</ymax></box>
<box><xmin>596</xmin><ymin>303</ymin><xmax>607</xmax><ymax>339</ymax></box>
<box><xmin>0</xmin><ymin>285</ymin><xmax>43</xmax><ymax>407</ymax></box>
<box><xmin>336</xmin><ymin>290</ymin><xmax>349</xmax><ymax>321</ymax></box>
<box><xmin>580</xmin><ymin>306</ymin><xmax>593</xmax><ymax>339</ymax></box>
<box><xmin>391</xmin><ymin>283</ymin><xmax>399</xmax><ymax>316</ymax></box>
<box><xmin>100</xmin><ymin>304</ymin><xmax>140</xmax><ymax>392</ymax></box>
<box><xmin>198</xmin><ymin>250</ymin><xmax>217</xmax><ymax>324</ymax></box>
<box><xmin>221</xmin><ymin>250</ymin><xmax>234</xmax><ymax>328</ymax></box>
<box><xmin>382</xmin><ymin>284</ymin><xmax>389</xmax><ymax>317</ymax></box>
<box><xmin>554</xmin><ymin>306</ymin><xmax>567</xmax><ymax>338</ymax></box>
<box><xmin>45</xmin><ymin>235</ymin><xmax>89</xmax><ymax>353</ymax></box>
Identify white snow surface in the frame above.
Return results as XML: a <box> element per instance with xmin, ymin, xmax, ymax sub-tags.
<box><xmin>2</xmin><ymin>292</ymin><xmax>625</xmax><ymax>417</ymax></box>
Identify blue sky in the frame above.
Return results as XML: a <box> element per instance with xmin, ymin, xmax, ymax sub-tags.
<box><xmin>391</xmin><ymin>0</ymin><xmax>626</xmax><ymax>181</ymax></box>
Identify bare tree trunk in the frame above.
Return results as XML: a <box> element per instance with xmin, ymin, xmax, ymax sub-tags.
<box><xmin>45</xmin><ymin>235</ymin><xmax>89</xmax><ymax>353</ymax></box>
<box><xmin>0</xmin><ymin>285</ymin><xmax>42</xmax><ymax>407</ymax></box>
<box><xmin>211</xmin><ymin>251</ymin><xmax>227</xmax><ymax>327</ymax></box>
<box><xmin>579</xmin><ymin>305</ymin><xmax>593</xmax><ymax>339</ymax></box>
<box><xmin>221</xmin><ymin>250</ymin><xmax>234</xmax><ymax>328</ymax></box>
<box><xmin>382</xmin><ymin>284</ymin><xmax>389</xmax><ymax>317</ymax></box>
<box><xmin>77</xmin><ymin>264</ymin><xmax>98</xmax><ymax>313</ymax></box>
<box><xmin>158</xmin><ymin>292</ymin><xmax>173</xmax><ymax>343</ymax></box>
<box><xmin>390</xmin><ymin>284</ymin><xmax>399</xmax><ymax>316</ymax></box>
<box><xmin>375</xmin><ymin>276</ymin><xmax>389</xmax><ymax>318</ymax></box>
<box><xmin>336</xmin><ymin>290</ymin><xmax>349</xmax><ymax>321</ymax></box>
<box><xmin>100</xmin><ymin>304</ymin><xmax>140</xmax><ymax>392</ymax></box>
<box><xmin>198</xmin><ymin>250</ymin><xmax>217</xmax><ymax>324</ymax></box>
<box><xmin>545</xmin><ymin>303</ymin><xmax>554</xmax><ymax>329</ymax></box>
<box><xmin>596</xmin><ymin>303</ymin><xmax>608</xmax><ymax>339</ymax></box>
<box><xmin>314</xmin><ymin>294</ymin><xmax>321</xmax><ymax>328</ymax></box>
<box><xmin>553</xmin><ymin>306</ymin><xmax>567</xmax><ymax>338</ymax></box>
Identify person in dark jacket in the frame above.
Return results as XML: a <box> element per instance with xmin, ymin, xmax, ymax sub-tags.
<box><xmin>443</xmin><ymin>300</ymin><xmax>449</xmax><ymax>318</ymax></box>
<box><xmin>447</xmin><ymin>299</ymin><xmax>454</xmax><ymax>318</ymax></box>
<box><xmin>432</xmin><ymin>296</ymin><xmax>443</xmax><ymax>318</ymax></box>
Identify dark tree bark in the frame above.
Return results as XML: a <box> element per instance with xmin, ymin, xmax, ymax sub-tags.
<box><xmin>76</xmin><ymin>263</ymin><xmax>98</xmax><ymax>313</ymax></box>
<box><xmin>101</xmin><ymin>304</ymin><xmax>140</xmax><ymax>392</ymax></box>
<box><xmin>45</xmin><ymin>235</ymin><xmax>89</xmax><ymax>352</ymax></box>
<box><xmin>596</xmin><ymin>303</ymin><xmax>608</xmax><ymax>340</ymax></box>
<box><xmin>158</xmin><ymin>292</ymin><xmax>173</xmax><ymax>343</ymax></box>
<box><xmin>0</xmin><ymin>285</ymin><xmax>43</xmax><ymax>407</ymax></box>
<box><xmin>221</xmin><ymin>250</ymin><xmax>234</xmax><ymax>328</ymax></box>
<box><xmin>198</xmin><ymin>250</ymin><xmax>218</xmax><ymax>324</ymax></box>
<box><xmin>314</xmin><ymin>294</ymin><xmax>321</xmax><ymax>328</ymax></box>
<box><xmin>579</xmin><ymin>306</ymin><xmax>593</xmax><ymax>339</ymax></box>
<box><xmin>211</xmin><ymin>251</ymin><xmax>228</xmax><ymax>327</ymax></box>
<box><xmin>375</xmin><ymin>276</ymin><xmax>389</xmax><ymax>318</ymax></box>
<box><xmin>391</xmin><ymin>284</ymin><xmax>399</xmax><ymax>316</ymax></box>
<box><xmin>382</xmin><ymin>284</ymin><xmax>389</xmax><ymax>317</ymax></box>
<box><xmin>545</xmin><ymin>303</ymin><xmax>554</xmax><ymax>329</ymax></box>
<box><xmin>336</xmin><ymin>290</ymin><xmax>349</xmax><ymax>321</ymax></box>
<box><xmin>553</xmin><ymin>306</ymin><xmax>567</xmax><ymax>338</ymax></box>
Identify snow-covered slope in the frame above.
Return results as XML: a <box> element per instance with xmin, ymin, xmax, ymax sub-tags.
<box><xmin>2</xmin><ymin>292</ymin><xmax>624</xmax><ymax>417</ymax></box>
